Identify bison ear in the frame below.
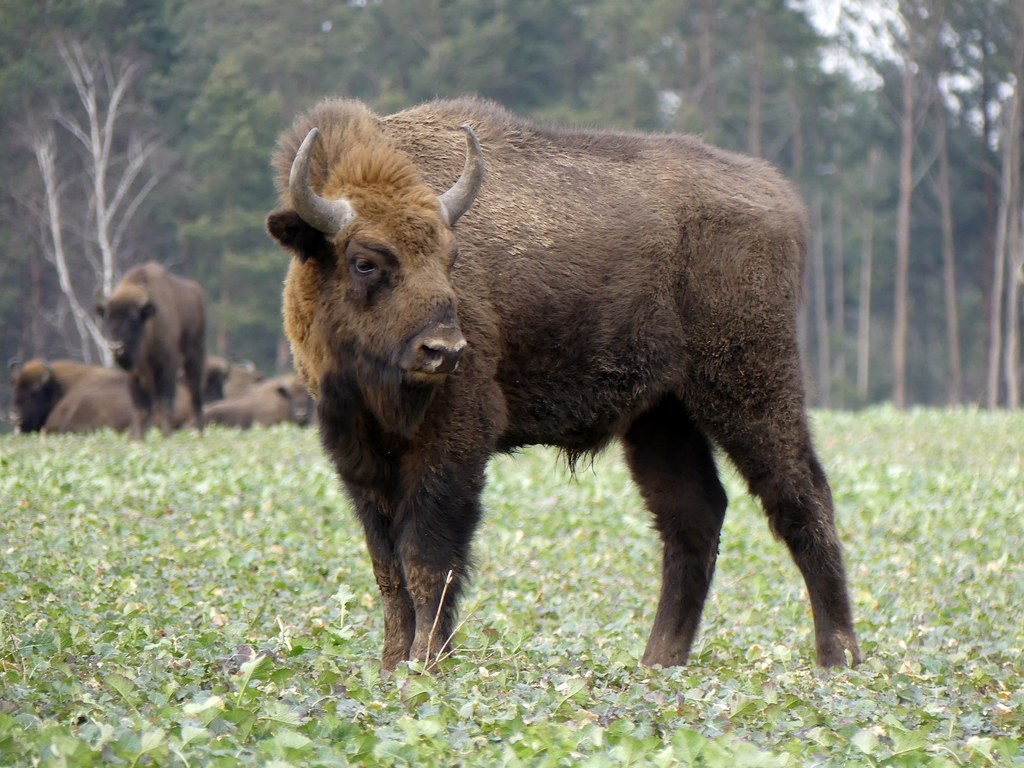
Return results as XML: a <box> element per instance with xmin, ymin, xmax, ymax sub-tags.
<box><xmin>266</xmin><ymin>209</ymin><xmax>332</xmax><ymax>263</ymax></box>
<box><xmin>140</xmin><ymin>300</ymin><xmax>156</xmax><ymax>320</ymax></box>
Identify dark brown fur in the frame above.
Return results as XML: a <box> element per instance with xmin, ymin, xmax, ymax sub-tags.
<box><xmin>99</xmin><ymin>262</ymin><xmax>207</xmax><ymax>438</ymax></box>
<box><xmin>267</xmin><ymin>97</ymin><xmax>861</xmax><ymax>671</ymax></box>
<box><xmin>203</xmin><ymin>374</ymin><xmax>313</xmax><ymax>428</ymax></box>
<box><xmin>203</xmin><ymin>355</ymin><xmax>264</xmax><ymax>403</ymax></box>
<box><xmin>10</xmin><ymin>359</ymin><xmax>124</xmax><ymax>433</ymax></box>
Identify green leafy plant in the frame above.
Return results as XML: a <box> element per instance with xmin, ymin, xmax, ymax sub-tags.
<box><xmin>1</xmin><ymin>409</ymin><xmax>1021</xmax><ymax>765</ymax></box>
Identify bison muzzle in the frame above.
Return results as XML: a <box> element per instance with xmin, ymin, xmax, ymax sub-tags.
<box><xmin>267</xmin><ymin>97</ymin><xmax>862</xmax><ymax>672</ymax></box>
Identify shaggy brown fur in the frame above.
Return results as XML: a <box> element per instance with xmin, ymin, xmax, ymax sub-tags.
<box><xmin>49</xmin><ymin>378</ymin><xmax>195</xmax><ymax>434</ymax></box>
<box><xmin>99</xmin><ymin>262</ymin><xmax>206</xmax><ymax>438</ymax></box>
<box><xmin>10</xmin><ymin>359</ymin><xmax>124</xmax><ymax>433</ymax></box>
<box><xmin>203</xmin><ymin>374</ymin><xmax>313</xmax><ymax>428</ymax></box>
<box><xmin>203</xmin><ymin>356</ymin><xmax>264</xmax><ymax>403</ymax></box>
<box><xmin>267</xmin><ymin>97</ymin><xmax>861</xmax><ymax>672</ymax></box>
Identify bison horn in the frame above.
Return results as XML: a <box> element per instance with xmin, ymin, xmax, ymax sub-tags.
<box><xmin>289</xmin><ymin>127</ymin><xmax>357</xmax><ymax>236</ymax></box>
<box><xmin>438</xmin><ymin>124</ymin><xmax>485</xmax><ymax>227</ymax></box>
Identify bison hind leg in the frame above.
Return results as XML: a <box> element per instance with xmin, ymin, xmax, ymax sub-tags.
<box><xmin>623</xmin><ymin>395</ymin><xmax>727</xmax><ymax>667</ymax></box>
<box><xmin>690</xmin><ymin>362</ymin><xmax>862</xmax><ymax>668</ymax></box>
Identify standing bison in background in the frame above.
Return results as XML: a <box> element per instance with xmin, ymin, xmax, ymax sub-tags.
<box><xmin>10</xmin><ymin>358</ymin><xmax>125</xmax><ymax>433</ymax></box>
<box><xmin>99</xmin><ymin>262</ymin><xmax>206</xmax><ymax>438</ymax></box>
<box><xmin>266</xmin><ymin>97</ymin><xmax>861</xmax><ymax>672</ymax></box>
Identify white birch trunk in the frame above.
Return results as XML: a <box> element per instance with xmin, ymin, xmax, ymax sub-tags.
<box><xmin>33</xmin><ymin>134</ymin><xmax>112</xmax><ymax>365</ymax></box>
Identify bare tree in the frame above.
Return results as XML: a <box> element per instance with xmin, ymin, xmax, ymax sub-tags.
<box><xmin>892</xmin><ymin>0</ymin><xmax>944</xmax><ymax>407</ymax></box>
<box><xmin>24</xmin><ymin>42</ymin><xmax>164</xmax><ymax>364</ymax></box>
<box><xmin>934</xmin><ymin>106</ymin><xmax>963</xmax><ymax>404</ymax></box>
<box><xmin>810</xmin><ymin>192</ymin><xmax>831</xmax><ymax>406</ymax></box>
<box><xmin>1005</xmin><ymin>177</ymin><xmax>1022</xmax><ymax>408</ymax></box>
<box><xmin>987</xmin><ymin>82</ymin><xmax>1021</xmax><ymax>408</ymax></box>
<box><xmin>892</xmin><ymin>52</ymin><xmax>914</xmax><ymax>408</ymax></box>
<box><xmin>31</xmin><ymin>132</ymin><xmax>109</xmax><ymax>363</ymax></box>
<box><xmin>1002</xmin><ymin>9</ymin><xmax>1024</xmax><ymax>408</ymax></box>
<box><xmin>856</xmin><ymin>147</ymin><xmax>880</xmax><ymax>401</ymax></box>
<box><xmin>56</xmin><ymin>41</ymin><xmax>162</xmax><ymax>300</ymax></box>
<box><xmin>830</xmin><ymin>144</ymin><xmax>846</xmax><ymax>403</ymax></box>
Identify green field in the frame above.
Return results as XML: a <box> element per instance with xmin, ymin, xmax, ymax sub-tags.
<box><xmin>1</xmin><ymin>408</ymin><xmax>1021</xmax><ymax>766</ymax></box>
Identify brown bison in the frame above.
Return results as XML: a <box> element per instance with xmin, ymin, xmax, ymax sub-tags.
<box><xmin>202</xmin><ymin>355</ymin><xmax>264</xmax><ymax>403</ymax></box>
<box><xmin>49</xmin><ymin>376</ymin><xmax>196</xmax><ymax>434</ymax></box>
<box><xmin>203</xmin><ymin>374</ymin><xmax>313</xmax><ymax>428</ymax></box>
<box><xmin>9</xmin><ymin>358</ymin><xmax>125</xmax><ymax>433</ymax></box>
<box><xmin>99</xmin><ymin>262</ymin><xmax>206</xmax><ymax>438</ymax></box>
<box><xmin>266</xmin><ymin>97</ymin><xmax>861</xmax><ymax>672</ymax></box>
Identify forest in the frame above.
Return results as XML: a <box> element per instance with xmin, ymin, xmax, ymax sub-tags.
<box><xmin>1</xmin><ymin>0</ymin><xmax>1022</xmax><ymax>414</ymax></box>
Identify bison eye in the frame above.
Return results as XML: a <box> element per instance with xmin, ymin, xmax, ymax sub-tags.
<box><xmin>353</xmin><ymin>259</ymin><xmax>376</xmax><ymax>275</ymax></box>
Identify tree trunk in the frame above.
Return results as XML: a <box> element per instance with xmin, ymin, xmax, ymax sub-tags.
<box><xmin>1005</xmin><ymin>190</ymin><xmax>1022</xmax><ymax>408</ymax></box>
<box><xmin>33</xmin><ymin>134</ymin><xmax>111</xmax><ymax>365</ymax></box>
<box><xmin>893</xmin><ymin>63</ymin><xmax>915</xmax><ymax>408</ymax></box>
<box><xmin>695</xmin><ymin>0</ymin><xmax>718</xmax><ymax>137</ymax></box>
<box><xmin>811</xmin><ymin>193</ymin><xmax>830</xmax><ymax>406</ymax></box>
<box><xmin>747</xmin><ymin>18</ymin><xmax>764</xmax><ymax>157</ymax></box>
<box><xmin>857</xmin><ymin>148</ymin><xmax>880</xmax><ymax>401</ymax></box>
<box><xmin>30</xmin><ymin>244</ymin><xmax>45</xmax><ymax>355</ymax></box>
<box><xmin>831</xmin><ymin>145</ymin><xmax>846</xmax><ymax>404</ymax></box>
<box><xmin>936</xmin><ymin>108</ymin><xmax>963</xmax><ymax>404</ymax></box>
<box><xmin>987</xmin><ymin>90</ymin><xmax>1020</xmax><ymax>408</ymax></box>
<box><xmin>1003</xmin><ymin>17</ymin><xmax>1024</xmax><ymax>409</ymax></box>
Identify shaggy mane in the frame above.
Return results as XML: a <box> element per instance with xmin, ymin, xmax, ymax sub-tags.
<box><xmin>273</xmin><ymin>99</ymin><xmax>437</xmax><ymax>213</ymax></box>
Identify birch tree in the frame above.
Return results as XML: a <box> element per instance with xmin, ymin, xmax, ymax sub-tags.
<box><xmin>31</xmin><ymin>131</ymin><xmax>108</xmax><ymax>363</ymax></box>
<box><xmin>25</xmin><ymin>42</ymin><xmax>163</xmax><ymax>364</ymax></box>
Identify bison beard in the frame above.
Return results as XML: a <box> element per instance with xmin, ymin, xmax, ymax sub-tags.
<box><xmin>269</xmin><ymin>96</ymin><xmax>862</xmax><ymax>673</ymax></box>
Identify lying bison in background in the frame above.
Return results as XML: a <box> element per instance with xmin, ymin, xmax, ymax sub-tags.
<box><xmin>202</xmin><ymin>355</ymin><xmax>264</xmax><ymax>404</ymax></box>
<box><xmin>99</xmin><ymin>262</ymin><xmax>206</xmax><ymax>438</ymax></box>
<box><xmin>203</xmin><ymin>374</ymin><xmax>313</xmax><ymax>428</ymax></box>
<box><xmin>9</xmin><ymin>358</ymin><xmax>125</xmax><ymax>433</ymax></box>
<box><xmin>266</xmin><ymin>97</ymin><xmax>861</xmax><ymax>672</ymax></box>
<box><xmin>48</xmin><ymin>376</ymin><xmax>196</xmax><ymax>434</ymax></box>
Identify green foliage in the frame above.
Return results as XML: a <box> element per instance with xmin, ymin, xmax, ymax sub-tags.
<box><xmin>0</xmin><ymin>0</ymin><xmax>1022</xmax><ymax>402</ymax></box>
<box><xmin>0</xmin><ymin>409</ymin><xmax>1022</xmax><ymax>765</ymax></box>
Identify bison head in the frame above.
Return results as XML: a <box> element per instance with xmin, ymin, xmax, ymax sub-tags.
<box><xmin>10</xmin><ymin>359</ymin><xmax>59</xmax><ymax>433</ymax></box>
<box><xmin>202</xmin><ymin>355</ymin><xmax>231</xmax><ymax>403</ymax></box>
<box><xmin>279</xmin><ymin>376</ymin><xmax>314</xmax><ymax>426</ymax></box>
<box><xmin>98</xmin><ymin>284</ymin><xmax>155</xmax><ymax>371</ymax></box>
<box><xmin>266</xmin><ymin>122</ymin><xmax>484</xmax><ymax>436</ymax></box>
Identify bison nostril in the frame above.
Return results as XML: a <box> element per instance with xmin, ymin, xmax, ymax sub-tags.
<box><xmin>419</xmin><ymin>339</ymin><xmax>466</xmax><ymax>374</ymax></box>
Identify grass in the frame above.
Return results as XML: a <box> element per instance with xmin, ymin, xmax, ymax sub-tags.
<box><xmin>0</xmin><ymin>407</ymin><xmax>1022</xmax><ymax>766</ymax></box>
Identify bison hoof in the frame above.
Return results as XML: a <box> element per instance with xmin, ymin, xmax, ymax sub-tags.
<box><xmin>817</xmin><ymin>631</ymin><xmax>862</xmax><ymax>668</ymax></box>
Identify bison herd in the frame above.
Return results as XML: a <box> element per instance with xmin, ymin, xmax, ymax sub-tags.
<box><xmin>9</xmin><ymin>261</ymin><xmax>313</xmax><ymax>436</ymax></box>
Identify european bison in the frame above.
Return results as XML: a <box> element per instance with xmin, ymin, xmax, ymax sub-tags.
<box><xmin>203</xmin><ymin>355</ymin><xmax>264</xmax><ymax>403</ymax></box>
<box><xmin>9</xmin><ymin>358</ymin><xmax>125</xmax><ymax>433</ymax></box>
<box><xmin>48</xmin><ymin>376</ymin><xmax>195</xmax><ymax>434</ymax></box>
<box><xmin>203</xmin><ymin>374</ymin><xmax>313</xmax><ymax>428</ymax></box>
<box><xmin>99</xmin><ymin>262</ymin><xmax>206</xmax><ymax>438</ymax></box>
<box><xmin>266</xmin><ymin>97</ymin><xmax>861</xmax><ymax>671</ymax></box>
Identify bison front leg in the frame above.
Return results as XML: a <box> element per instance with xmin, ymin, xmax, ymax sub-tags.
<box><xmin>398</xmin><ymin>478</ymin><xmax>484</xmax><ymax>670</ymax></box>
<box><xmin>370</xmin><ymin>557</ymin><xmax>416</xmax><ymax>671</ymax></box>
<box><xmin>127</xmin><ymin>377</ymin><xmax>154</xmax><ymax>440</ymax></box>
<box><xmin>624</xmin><ymin>397</ymin><xmax>727</xmax><ymax>667</ymax></box>
<box><xmin>355</xmin><ymin>499</ymin><xmax>416</xmax><ymax>671</ymax></box>
<box><xmin>403</xmin><ymin>563</ymin><xmax>464</xmax><ymax>669</ymax></box>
